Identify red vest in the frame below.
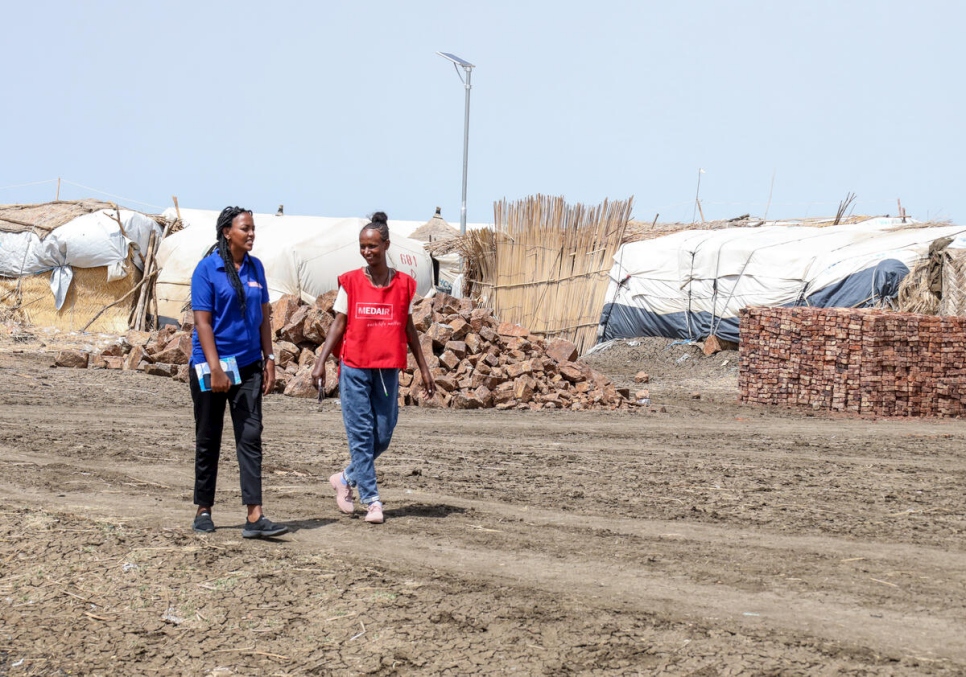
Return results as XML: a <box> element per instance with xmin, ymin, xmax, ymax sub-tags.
<box><xmin>338</xmin><ymin>268</ymin><xmax>415</xmax><ymax>369</ymax></box>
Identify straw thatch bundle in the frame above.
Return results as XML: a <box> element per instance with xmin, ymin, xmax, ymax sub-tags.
<box><xmin>895</xmin><ymin>219</ymin><xmax>956</xmax><ymax>230</ymax></box>
<box><xmin>0</xmin><ymin>199</ymin><xmax>118</xmax><ymax>236</ymax></box>
<box><xmin>424</xmin><ymin>237</ymin><xmax>465</xmax><ymax>258</ymax></box>
<box><xmin>460</xmin><ymin>195</ymin><xmax>633</xmax><ymax>355</ymax></box>
<box><xmin>0</xmin><ymin>260</ymin><xmax>141</xmax><ymax>332</ymax></box>
<box><xmin>940</xmin><ymin>249</ymin><xmax>966</xmax><ymax>316</ymax></box>
<box><xmin>627</xmin><ymin>213</ymin><xmax>958</xmax><ymax>248</ymax></box>
<box><xmin>895</xmin><ymin>258</ymin><xmax>940</xmax><ymax>315</ymax></box>
<box><xmin>622</xmin><ymin>215</ymin><xmax>763</xmax><ymax>243</ymax></box>
<box><xmin>0</xmin><ymin>198</ymin><xmax>172</xmax><ymax>238</ymax></box>
<box><xmin>619</xmin><ymin>213</ymin><xmax>912</xmax><ymax>244</ymax></box>
<box><xmin>894</xmin><ymin>235</ymin><xmax>957</xmax><ymax>315</ymax></box>
<box><xmin>429</xmin><ymin>212</ymin><xmax>929</xmax><ymax>260</ymax></box>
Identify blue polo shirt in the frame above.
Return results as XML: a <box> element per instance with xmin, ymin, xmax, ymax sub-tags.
<box><xmin>190</xmin><ymin>252</ymin><xmax>270</xmax><ymax>368</ymax></box>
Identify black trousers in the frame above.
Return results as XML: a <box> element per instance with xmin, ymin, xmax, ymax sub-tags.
<box><xmin>189</xmin><ymin>360</ymin><xmax>264</xmax><ymax>507</ymax></box>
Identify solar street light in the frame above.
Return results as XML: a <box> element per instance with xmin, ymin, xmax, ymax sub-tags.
<box><xmin>436</xmin><ymin>52</ymin><xmax>475</xmax><ymax>236</ymax></box>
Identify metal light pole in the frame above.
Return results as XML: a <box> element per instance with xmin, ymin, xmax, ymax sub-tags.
<box><xmin>436</xmin><ymin>52</ymin><xmax>474</xmax><ymax>236</ymax></box>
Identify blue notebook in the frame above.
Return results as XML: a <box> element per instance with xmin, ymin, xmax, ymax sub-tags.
<box><xmin>194</xmin><ymin>356</ymin><xmax>242</xmax><ymax>392</ymax></box>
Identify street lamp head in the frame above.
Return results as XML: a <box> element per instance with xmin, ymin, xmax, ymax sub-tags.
<box><xmin>436</xmin><ymin>51</ymin><xmax>474</xmax><ymax>70</ymax></box>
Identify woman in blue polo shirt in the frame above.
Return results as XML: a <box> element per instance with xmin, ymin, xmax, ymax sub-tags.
<box><xmin>189</xmin><ymin>206</ymin><xmax>287</xmax><ymax>539</ymax></box>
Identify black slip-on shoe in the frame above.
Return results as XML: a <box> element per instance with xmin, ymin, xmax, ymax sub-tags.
<box><xmin>242</xmin><ymin>516</ymin><xmax>289</xmax><ymax>539</ymax></box>
<box><xmin>192</xmin><ymin>511</ymin><xmax>215</xmax><ymax>533</ymax></box>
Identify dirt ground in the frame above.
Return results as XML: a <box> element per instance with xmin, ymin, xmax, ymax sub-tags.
<box><xmin>1</xmin><ymin>327</ymin><xmax>965</xmax><ymax>676</ymax></box>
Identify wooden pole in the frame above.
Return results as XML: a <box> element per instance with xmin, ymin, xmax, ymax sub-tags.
<box><xmin>139</xmin><ymin>231</ymin><xmax>160</xmax><ymax>331</ymax></box>
<box><xmin>133</xmin><ymin>230</ymin><xmax>157</xmax><ymax>331</ymax></box>
<box><xmin>55</xmin><ymin>178</ymin><xmax>61</xmax><ymax>201</ymax></box>
<box><xmin>149</xmin><ymin>283</ymin><xmax>160</xmax><ymax>331</ymax></box>
<box><xmin>147</xmin><ymin>224</ymin><xmax>165</xmax><ymax>330</ymax></box>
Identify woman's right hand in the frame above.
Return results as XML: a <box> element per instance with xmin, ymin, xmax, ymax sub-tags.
<box><xmin>209</xmin><ymin>366</ymin><xmax>232</xmax><ymax>393</ymax></box>
<box><xmin>311</xmin><ymin>360</ymin><xmax>325</xmax><ymax>393</ymax></box>
<box><xmin>311</xmin><ymin>313</ymin><xmax>345</xmax><ymax>396</ymax></box>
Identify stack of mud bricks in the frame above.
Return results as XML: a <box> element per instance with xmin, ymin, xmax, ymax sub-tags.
<box><xmin>739</xmin><ymin>307</ymin><xmax>966</xmax><ymax>417</ymax></box>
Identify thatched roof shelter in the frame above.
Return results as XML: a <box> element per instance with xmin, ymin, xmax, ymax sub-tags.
<box><xmin>0</xmin><ymin>199</ymin><xmax>118</xmax><ymax>237</ymax></box>
<box><xmin>409</xmin><ymin>207</ymin><xmax>460</xmax><ymax>243</ymax></box>
<box><xmin>0</xmin><ymin>199</ymin><xmax>169</xmax><ymax>332</ymax></box>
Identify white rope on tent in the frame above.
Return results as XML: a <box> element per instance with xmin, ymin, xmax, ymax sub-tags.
<box><xmin>60</xmin><ymin>180</ymin><xmax>165</xmax><ymax>211</ymax></box>
<box><xmin>709</xmin><ymin>252</ymin><xmax>755</xmax><ymax>340</ymax></box>
<box><xmin>707</xmin><ymin>229</ymin><xmax>754</xmax><ymax>340</ymax></box>
<box><xmin>597</xmin><ymin>240</ymin><xmax>629</xmax><ymax>342</ymax></box>
<box><xmin>684</xmin><ymin>247</ymin><xmax>697</xmax><ymax>342</ymax></box>
<box><xmin>0</xmin><ymin>178</ymin><xmax>58</xmax><ymax>192</ymax></box>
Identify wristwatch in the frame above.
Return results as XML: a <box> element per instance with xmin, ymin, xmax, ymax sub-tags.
<box><xmin>266</xmin><ymin>353</ymin><xmax>276</xmax><ymax>361</ymax></box>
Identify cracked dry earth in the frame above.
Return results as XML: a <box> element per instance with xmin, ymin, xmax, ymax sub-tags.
<box><xmin>1</xmin><ymin>336</ymin><xmax>965</xmax><ymax>675</ymax></box>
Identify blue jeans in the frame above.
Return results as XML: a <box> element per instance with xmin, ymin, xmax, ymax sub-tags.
<box><xmin>339</xmin><ymin>364</ymin><xmax>399</xmax><ymax>505</ymax></box>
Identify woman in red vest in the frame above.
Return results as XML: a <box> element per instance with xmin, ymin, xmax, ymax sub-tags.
<box><xmin>312</xmin><ymin>212</ymin><xmax>436</xmax><ymax>524</ymax></box>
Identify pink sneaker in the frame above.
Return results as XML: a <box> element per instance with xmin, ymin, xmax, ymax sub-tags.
<box><xmin>329</xmin><ymin>472</ymin><xmax>354</xmax><ymax>514</ymax></box>
<box><xmin>365</xmin><ymin>501</ymin><xmax>384</xmax><ymax>524</ymax></box>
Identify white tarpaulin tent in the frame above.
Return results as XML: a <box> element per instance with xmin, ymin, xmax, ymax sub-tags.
<box><xmin>598</xmin><ymin>217</ymin><xmax>966</xmax><ymax>344</ymax></box>
<box><xmin>0</xmin><ymin>209</ymin><xmax>162</xmax><ymax>309</ymax></box>
<box><xmin>154</xmin><ymin>208</ymin><xmax>435</xmax><ymax>324</ymax></box>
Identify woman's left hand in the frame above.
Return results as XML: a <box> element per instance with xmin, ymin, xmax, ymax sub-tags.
<box><xmin>262</xmin><ymin>359</ymin><xmax>276</xmax><ymax>395</ymax></box>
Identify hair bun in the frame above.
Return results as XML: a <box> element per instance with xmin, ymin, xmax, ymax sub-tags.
<box><xmin>370</xmin><ymin>211</ymin><xmax>388</xmax><ymax>224</ymax></box>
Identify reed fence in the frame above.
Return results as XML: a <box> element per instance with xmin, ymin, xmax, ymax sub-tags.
<box><xmin>461</xmin><ymin>195</ymin><xmax>633</xmax><ymax>355</ymax></box>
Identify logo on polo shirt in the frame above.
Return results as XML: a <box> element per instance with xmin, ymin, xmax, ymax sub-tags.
<box><xmin>247</xmin><ymin>280</ymin><xmax>262</xmax><ymax>288</ymax></box>
<box><xmin>354</xmin><ymin>303</ymin><xmax>393</xmax><ymax>321</ymax></box>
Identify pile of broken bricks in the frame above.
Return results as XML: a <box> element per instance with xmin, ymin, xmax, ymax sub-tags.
<box><xmin>56</xmin><ymin>292</ymin><xmax>633</xmax><ymax>411</ymax></box>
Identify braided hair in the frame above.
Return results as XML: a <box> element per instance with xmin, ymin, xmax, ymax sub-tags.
<box><xmin>360</xmin><ymin>211</ymin><xmax>390</xmax><ymax>242</ymax></box>
<box><xmin>205</xmin><ymin>205</ymin><xmax>253</xmax><ymax>316</ymax></box>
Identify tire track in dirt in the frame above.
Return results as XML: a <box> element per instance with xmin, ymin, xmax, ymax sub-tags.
<box><xmin>5</xmin><ymin>344</ymin><xmax>966</xmax><ymax>672</ymax></box>
<box><xmin>5</xmin><ymin>456</ymin><xmax>964</xmax><ymax>667</ymax></box>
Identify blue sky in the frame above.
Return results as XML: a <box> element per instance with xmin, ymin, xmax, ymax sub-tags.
<box><xmin>1</xmin><ymin>1</ymin><xmax>962</xmax><ymax>225</ymax></box>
